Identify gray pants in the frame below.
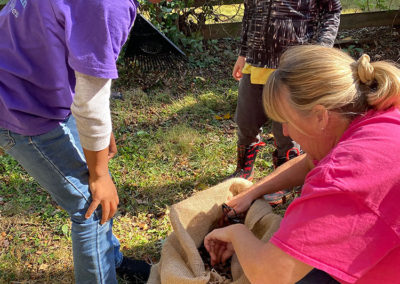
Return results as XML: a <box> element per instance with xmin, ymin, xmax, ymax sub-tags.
<box><xmin>234</xmin><ymin>74</ymin><xmax>295</xmax><ymax>157</ymax></box>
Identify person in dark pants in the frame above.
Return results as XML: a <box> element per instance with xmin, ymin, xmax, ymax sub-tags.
<box><xmin>229</xmin><ymin>0</ymin><xmax>342</xmax><ymax>205</ymax></box>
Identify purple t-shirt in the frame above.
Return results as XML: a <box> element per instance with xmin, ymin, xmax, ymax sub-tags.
<box><xmin>0</xmin><ymin>0</ymin><xmax>137</xmax><ymax>135</ymax></box>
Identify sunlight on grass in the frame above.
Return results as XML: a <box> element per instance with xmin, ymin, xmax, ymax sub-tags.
<box><xmin>157</xmin><ymin>124</ymin><xmax>201</xmax><ymax>155</ymax></box>
<box><xmin>163</xmin><ymin>95</ymin><xmax>198</xmax><ymax>115</ymax></box>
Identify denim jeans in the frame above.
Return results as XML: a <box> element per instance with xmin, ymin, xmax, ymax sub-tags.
<box><xmin>0</xmin><ymin>116</ymin><xmax>123</xmax><ymax>283</ymax></box>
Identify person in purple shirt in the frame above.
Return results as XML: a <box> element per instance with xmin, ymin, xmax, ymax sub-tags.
<box><xmin>0</xmin><ymin>0</ymin><xmax>161</xmax><ymax>282</ymax></box>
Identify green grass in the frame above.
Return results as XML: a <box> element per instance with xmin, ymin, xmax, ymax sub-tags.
<box><xmin>1</xmin><ymin>2</ymin><xmax>398</xmax><ymax>281</ymax></box>
<box><xmin>0</xmin><ymin>40</ymin><xmax>281</xmax><ymax>283</ymax></box>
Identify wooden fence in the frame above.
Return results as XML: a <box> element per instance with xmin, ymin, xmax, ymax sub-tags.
<box><xmin>1</xmin><ymin>2</ymin><xmax>399</xmax><ymax>40</ymax></box>
<box><xmin>202</xmin><ymin>10</ymin><xmax>400</xmax><ymax>39</ymax></box>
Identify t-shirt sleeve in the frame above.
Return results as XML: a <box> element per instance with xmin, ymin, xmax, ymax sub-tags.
<box><xmin>270</xmin><ymin>167</ymin><xmax>399</xmax><ymax>284</ymax></box>
<box><xmin>51</xmin><ymin>0</ymin><xmax>137</xmax><ymax>79</ymax></box>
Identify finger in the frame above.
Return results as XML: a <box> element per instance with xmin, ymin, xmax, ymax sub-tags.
<box><xmin>212</xmin><ymin>242</ymin><xmax>221</xmax><ymax>265</ymax></box>
<box><xmin>85</xmin><ymin>200</ymin><xmax>100</xmax><ymax>219</ymax></box>
<box><xmin>204</xmin><ymin>236</ymin><xmax>213</xmax><ymax>252</ymax></box>
<box><xmin>208</xmin><ymin>243</ymin><xmax>217</xmax><ymax>265</ymax></box>
<box><xmin>221</xmin><ymin>248</ymin><xmax>233</xmax><ymax>264</ymax></box>
<box><xmin>204</xmin><ymin>237</ymin><xmax>210</xmax><ymax>252</ymax></box>
<box><xmin>232</xmin><ymin>69</ymin><xmax>237</xmax><ymax>79</ymax></box>
<box><xmin>109</xmin><ymin>201</ymin><xmax>118</xmax><ymax>220</ymax></box>
<box><xmin>217</xmin><ymin>243</ymin><xmax>227</xmax><ymax>264</ymax></box>
<box><xmin>101</xmin><ymin>202</ymin><xmax>110</xmax><ymax>224</ymax></box>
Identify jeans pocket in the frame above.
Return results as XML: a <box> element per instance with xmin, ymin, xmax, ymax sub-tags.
<box><xmin>0</xmin><ymin>129</ymin><xmax>15</xmax><ymax>151</ymax></box>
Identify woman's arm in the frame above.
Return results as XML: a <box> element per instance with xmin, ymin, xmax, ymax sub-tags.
<box><xmin>226</xmin><ymin>153</ymin><xmax>314</xmax><ymax>214</ymax></box>
<box><xmin>205</xmin><ymin>224</ymin><xmax>313</xmax><ymax>284</ymax></box>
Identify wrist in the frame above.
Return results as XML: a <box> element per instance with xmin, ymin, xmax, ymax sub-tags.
<box><xmin>246</xmin><ymin>186</ymin><xmax>261</xmax><ymax>201</ymax></box>
<box><xmin>228</xmin><ymin>223</ymin><xmax>246</xmax><ymax>239</ymax></box>
<box><xmin>90</xmin><ymin>170</ymin><xmax>110</xmax><ymax>179</ymax></box>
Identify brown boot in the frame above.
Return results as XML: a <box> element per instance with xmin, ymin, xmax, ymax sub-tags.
<box><xmin>228</xmin><ymin>142</ymin><xmax>265</xmax><ymax>181</ymax></box>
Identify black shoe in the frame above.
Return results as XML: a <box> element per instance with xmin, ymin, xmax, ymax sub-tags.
<box><xmin>272</xmin><ymin>147</ymin><xmax>301</xmax><ymax>168</ymax></box>
<box><xmin>116</xmin><ymin>257</ymin><xmax>151</xmax><ymax>283</ymax></box>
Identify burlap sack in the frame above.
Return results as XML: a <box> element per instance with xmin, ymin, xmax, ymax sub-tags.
<box><xmin>147</xmin><ymin>178</ymin><xmax>282</xmax><ymax>284</ymax></box>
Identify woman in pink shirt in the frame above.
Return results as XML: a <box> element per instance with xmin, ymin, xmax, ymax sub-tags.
<box><xmin>204</xmin><ymin>45</ymin><xmax>400</xmax><ymax>283</ymax></box>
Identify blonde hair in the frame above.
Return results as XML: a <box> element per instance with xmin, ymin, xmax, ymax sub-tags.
<box><xmin>263</xmin><ymin>45</ymin><xmax>400</xmax><ymax>123</ymax></box>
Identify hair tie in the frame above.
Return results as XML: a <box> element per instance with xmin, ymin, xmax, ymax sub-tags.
<box><xmin>357</xmin><ymin>54</ymin><xmax>375</xmax><ymax>86</ymax></box>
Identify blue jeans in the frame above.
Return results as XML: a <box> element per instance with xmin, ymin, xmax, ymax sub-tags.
<box><xmin>0</xmin><ymin>116</ymin><xmax>123</xmax><ymax>283</ymax></box>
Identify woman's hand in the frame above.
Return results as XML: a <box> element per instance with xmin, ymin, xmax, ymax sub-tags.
<box><xmin>225</xmin><ymin>190</ymin><xmax>254</xmax><ymax>216</ymax></box>
<box><xmin>204</xmin><ymin>225</ymin><xmax>242</xmax><ymax>265</ymax></box>
<box><xmin>232</xmin><ymin>56</ymin><xmax>246</xmax><ymax>81</ymax></box>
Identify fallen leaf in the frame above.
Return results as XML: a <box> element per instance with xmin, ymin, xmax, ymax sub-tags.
<box><xmin>137</xmin><ymin>222</ymin><xmax>149</xmax><ymax>230</ymax></box>
<box><xmin>223</xmin><ymin>113</ymin><xmax>231</xmax><ymax>119</ymax></box>
<box><xmin>195</xmin><ymin>183</ymin><xmax>208</xmax><ymax>190</ymax></box>
<box><xmin>39</xmin><ymin>264</ymin><xmax>49</xmax><ymax>270</ymax></box>
<box><xmin>2</xmin><ymin>239</ymin><xmax>9</xmax><ymax>248</ymax></box>
<box><xmin>195</xmin><ymin>76</ymin><xmax>206</xmax><ymax>82</ymax></box>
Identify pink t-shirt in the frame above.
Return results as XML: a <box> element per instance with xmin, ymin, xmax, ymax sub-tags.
<box><xmin>270</xmin><ymin>107</ymin><xmax>400</xmax><ymax>284</ymax></box>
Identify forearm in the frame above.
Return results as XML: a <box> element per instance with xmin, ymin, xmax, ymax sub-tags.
<box><xmin>71</xmin><ymin>71</ymin><xmax>114</xmax><ymax>178</ymax></box>
<box><xmin>228</xmin><ymin>225</ymin><xmax>312</xmax><ymax>284</ymax></box>
<box><xmin>239</xmin><ymin>1</ymin><xmax>250</xmax><ymax>56</ymax></box>
<box><xmin>244</xmin><ymin>154</ymin><xmax>312</xmax><ymax>201</ymax></box>
<box><xmin>228</xmin><ymin>224</ymin><xmax>270</xmax><ymax>283</ymax></box>
<box><xmin>83</xmin><ymin>147</ymin><xmax>110</xmax><ymax>178</ymax></box>
<box><xmin>71</xmin><ymin>71</ymin><xmax>112</xmax><ymax>151</ymax></box>
<box><xmin>316</xmin><ymin>0</ymin><xmax>341</xmax><ymax>46</ymax></box>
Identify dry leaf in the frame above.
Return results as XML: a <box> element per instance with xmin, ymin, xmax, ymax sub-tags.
<box><xmin>223</xmin><ymin>113</ymin><xmax>231</xmax><ymax>119</ymax></box>
<box><xmin>39</xmin><ymin>264</ymin><xmax>49</xmax><ymax>270</ymax></box>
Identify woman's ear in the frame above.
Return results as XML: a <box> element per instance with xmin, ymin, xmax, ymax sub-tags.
<box><xmin>311</xmin><ymin>105</ymin><xmax>329</xmax><ymax>131</ymax></box>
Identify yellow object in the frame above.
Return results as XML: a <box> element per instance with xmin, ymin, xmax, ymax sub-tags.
<box><xmin>242</xmin><ymin>63</ymin><xmax>275</xmax><ymax>85</ymax></box>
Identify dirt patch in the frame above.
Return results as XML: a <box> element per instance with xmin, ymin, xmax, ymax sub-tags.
<box><xmin>336</xmin><ymin>26</ymin><xmax>400</xmax><ymax>62</ymax></box>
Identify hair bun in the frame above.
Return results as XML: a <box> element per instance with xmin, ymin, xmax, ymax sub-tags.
<box><xmin>357</xmin><ymin>54</ymin><xmax>375</xmax><ymax>86</ymax></box>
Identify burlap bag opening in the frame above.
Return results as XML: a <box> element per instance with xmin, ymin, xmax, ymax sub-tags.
<box><xmin>147</xmin><ymin>178</ymin><xmax>282</xmax><ymax>284</ymax></box>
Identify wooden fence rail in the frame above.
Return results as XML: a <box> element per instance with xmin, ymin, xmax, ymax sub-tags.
<box><xmin>202</xmin><ymin>10</ymin><xmax>400</xmax><ymax>39</ymax></box>
<box><xmin>1</xmin><ymin>3</ymin><xmax>399</xmax><ymax>40</ymax></box>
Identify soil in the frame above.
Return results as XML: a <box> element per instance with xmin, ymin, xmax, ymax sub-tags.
<box><xmin>335</xmin><ymin>26</ymin><xmax>400</xmax><ymax>63</ymax></box>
